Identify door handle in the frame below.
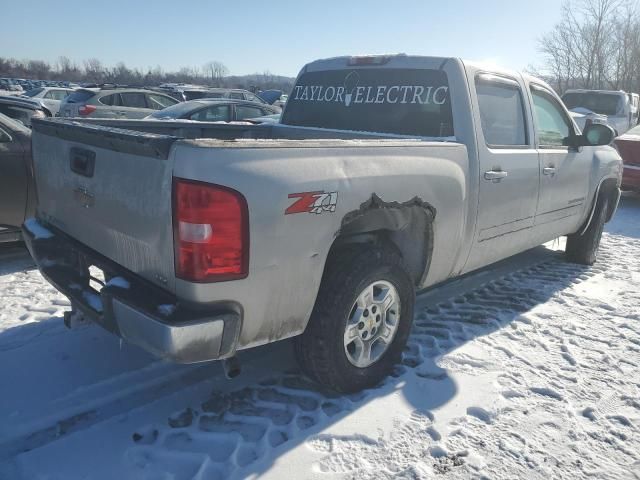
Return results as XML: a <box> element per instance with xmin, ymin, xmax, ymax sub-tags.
<box><xmin>543</xmin><ymin>167</ymin><xmax>556</xmax><ymax>176</ymax></box>
<box><xmin>484</xmin><ymin>170</ymin><xmax>508</xmax><ymax>181</ymax></box>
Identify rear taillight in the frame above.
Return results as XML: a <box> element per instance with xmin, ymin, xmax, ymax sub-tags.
<box><xmin>173</xmin><ymin>178</ymin><xmax>249</xmax><ymax>282</ymax></box>
<box><xmin>78</xmin><ymin>105</ymin><xmax>96</xmax><ymax>116</ymax></box>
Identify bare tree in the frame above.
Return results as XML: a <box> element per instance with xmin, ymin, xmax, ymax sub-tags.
<box><xmin>203</xmin><ymin>61</ymin><xmax>229</xmax><ymax>86</ymax></box>
<box><xmin>83</xmin><ymin>58</ymin><xmax>104</xmax><ymax>83</ymax></box>
<box><xmin>538</xmin><ymin>0</ymin><xmax>640</xmax><ymax>93</ymax></box>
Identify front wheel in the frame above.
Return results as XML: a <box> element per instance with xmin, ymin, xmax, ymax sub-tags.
<box><xmin>294</xmin><ymin>244</ymin><xmax>415</xmax><ymax>393</ymax></box>
<box><xmin>565</xmin><ymin>196</ymin><xmax>609</xmax><ymax>265</ymax></box>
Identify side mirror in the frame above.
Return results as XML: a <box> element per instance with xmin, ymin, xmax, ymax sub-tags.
<box><xmin>578</xmin><ymin>123</ymin><xmax>615</xmax><ymax>146</ymax></box>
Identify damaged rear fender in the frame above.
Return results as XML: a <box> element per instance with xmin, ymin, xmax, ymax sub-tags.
<box><xmin>334</xmin><ymin>193</ymin><xmax>436</xmax><ymax>285</ymax></box>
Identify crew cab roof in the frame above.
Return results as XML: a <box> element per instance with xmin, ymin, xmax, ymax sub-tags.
<box><xmin>300</xmin><ymin>54</ymin><xmax>455</xmax><ymax>73</ymax></box>
<box><xmin>299</xmin><ymin>54</ymin><xmax>557</xmax><ymax>96</ymax></box>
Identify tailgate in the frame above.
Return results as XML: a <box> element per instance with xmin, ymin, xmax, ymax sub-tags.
<box><xmin>31</xmin><ymin>118</ymin><xmax>179</xmax><ymax>292</ymax></box>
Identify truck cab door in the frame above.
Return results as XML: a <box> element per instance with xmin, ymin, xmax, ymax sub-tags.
<box><xmin>528</xmin><ymin>84</ymin><xmax>590</xmax><ymax>236</ymax></box>
<box><xmin>0</xmin><ymin>125</ymin><xmax>28</xmax><ymax>228</ymax></box>
<box><xmin>464</xmin><ymin>73</ymin><xmax>540</xmax><ymax>272</ymax></box>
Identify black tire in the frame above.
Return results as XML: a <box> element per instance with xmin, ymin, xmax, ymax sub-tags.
<box><xmin>565</xmin><ymin>196</ymin><xmax>609</xmax><ymax>265</ymax></box>
<box><xmin>294</xmin><ymin>244</ymin><xmax>415</xmax><ymax>393</ymax></box>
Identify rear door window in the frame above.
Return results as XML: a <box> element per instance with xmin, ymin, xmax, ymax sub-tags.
<box><xmin>99</xmin><ymin>93</ymin><xmax>121</xmax><ymax>106</ymax></box>
<box><xmin>189</xmin><ymin>105</ymin><xmax>231</xmax><ymax>122</ymax></box>
<box><xmin>147</xmin><ymin>94</ymin><xmax>177</xmax><ymax>110</ymax></box>
<box><xmin>475</xmin><ymin>75</ymin><xmax>528</xmax><ymax>147</ymax></box>
<box><xmin>235</xmin><ymin>105</ymin><xmax>264</xmax><ymax>120</ymax></box>
<box><xmin>282</xmin><ymin>68</ymin><xmax>454</xmax><ymax>137</ymax></box>
<box><xmin>119</xmin><ymin>92</ymin><xmax>147</xmax><ymax>108</ymax></box>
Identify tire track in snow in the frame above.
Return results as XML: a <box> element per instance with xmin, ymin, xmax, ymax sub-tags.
<box><xmin>123</xmin><ymin>238</ymin><xmax>631</xmax><ymax>479</ymax></box>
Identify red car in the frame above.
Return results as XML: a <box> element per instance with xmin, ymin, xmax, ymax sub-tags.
<box><xmin>615</xmin><ymin>124</ymin><xmax>640</xmax><ymax>191</ymax></box>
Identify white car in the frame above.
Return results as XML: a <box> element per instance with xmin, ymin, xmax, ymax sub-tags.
<box><xmin>562</xmin><ymin>89</ymin><xmax>640</xmax><ymax>135</ymax></box>
<box><xmin>568</xmin><ymin>107</ymin><xmax>608</xmax><ymax>132</ymax></box>
<box><xmin>21</xmin><ymin>87</ymin><xmax>75</xmax><ymax>117</ymax></box>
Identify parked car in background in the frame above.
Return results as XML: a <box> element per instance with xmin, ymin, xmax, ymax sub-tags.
<box><xmin>21</xmin><ymin>87</ymin><xmax>75</xmax><ymax>116</ymax></box>
<box><xmin>0</xmin><ymin>96</ymin><xmax>48</xmax><ymax>127</ymax></box>
<box><xmin>0</xmin><ymin>113</ymin><xmax>33</xmax><ymax>242</ymax></box>
<box><xmin>615</xmin><ymin>124</ymin><xmax>640</xmax><ymax>192</ymax></box>
<box><xmin>145</xmin><ymin>99</ymin><xmax>280</xmax><ymax>121</ymax></box>
<box><xmin>274</xmin><ymin>94</ymin><xmax>288</xmax><ymax>109</ymax></box>
<box><xmin>257</xmin><ymin>89</ymin><xmax>284</xmax><ymax>105</ymax></box>
<box><xmin>58</xmin><ymin>87</ymin><xmax>180</xmax><ymax>119</ymax></box>
<box><xmin>185</xmin><ymin>87</ymin><xmax>272</xmax><ymax>105</ymax></box>
<box><xmin>568</xmin><ymin>108</ymin><xmax>608</xmax><ymax>132</ymax></box>
<box><xmin>0</xmin><ymin>78</ymin><xmax>23</xmax><ymax>93</ymax></box>
<box><xmin>562</xmin><ymin>89</ymin><xmax>640</xmax><ymax>135</ymax></box>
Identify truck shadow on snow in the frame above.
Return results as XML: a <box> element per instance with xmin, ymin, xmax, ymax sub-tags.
<box><xmin>121</xmin><ymin>243</ymin><xmax>612</xmax><ymax>480</ymax></box>
<box><xmin>6</xmin><ymin>196</ymin><xmax>637</xmax><ymax>476</ymax></box>
<box><xmin>0</xmin><ymin>204</ymin><xmax>631</xmax><ymax>477</ymax></box>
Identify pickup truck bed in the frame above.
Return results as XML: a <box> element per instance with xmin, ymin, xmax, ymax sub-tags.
<box><xmin>27</xmin><ymin>117</ymin><xmax>468</xmax><ymax>365</ymax></box>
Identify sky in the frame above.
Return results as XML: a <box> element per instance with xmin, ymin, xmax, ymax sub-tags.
<box><xmin>0</xmin><ymin>0</ymin><xmax>563</xmax><ymax>78</ymax></box>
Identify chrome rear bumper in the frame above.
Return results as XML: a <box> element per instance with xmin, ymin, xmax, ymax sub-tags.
<box><xmin>22</xmin><ymin>218</ymin><xmax>241</xmax><ymax>363</ymax></box>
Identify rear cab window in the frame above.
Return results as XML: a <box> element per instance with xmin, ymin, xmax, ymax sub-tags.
<box><xmin>281</xmin><ymin>67</ymin><xmax>454</xmax><ymax>137</ymax></box>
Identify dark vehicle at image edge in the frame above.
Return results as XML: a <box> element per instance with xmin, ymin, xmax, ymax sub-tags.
<box><xmin>0</xmin><ymin>96</ymin><xmax>49</xmax><ymax>127</ymax></box>
<box><xmin>0</xmin><ymin>113</ymin><xmax>33</xmax><ymax>242</ymax></box>
<box><xmin>614</xmin><ymin>124</ymin><xmax>640</xmax><ymax>191</ymax></box>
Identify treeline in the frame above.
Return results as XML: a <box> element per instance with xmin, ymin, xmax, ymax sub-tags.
<box><xmin>537</xmin><ymin>0</ymin><xmax>640</xmax><ymax>94</ymax></box>
<box><xmin>0</xmin><ymin>56</ymin><xmax>295</xmax><ymax>92</ymax></box>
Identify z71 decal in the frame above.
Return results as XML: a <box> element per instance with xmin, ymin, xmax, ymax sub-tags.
<box><xmin>285</xmin><ymin>191</ymin><xmax>338</xmax><ymax>215</ymax></box>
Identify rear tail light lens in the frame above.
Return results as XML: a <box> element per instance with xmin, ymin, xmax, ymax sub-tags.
<box><xmin>78</xmin><ymin>105</ymin><xmax>97</xmax><ymax>116</ymax></box>
<box><xmin>173</xmin><ymin>178</ymin><xmax>249</xmax><ymax>282</ymax></box>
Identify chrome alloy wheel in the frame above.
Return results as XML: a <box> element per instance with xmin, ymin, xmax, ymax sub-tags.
<box><xmin>343</xmin><ymin>280</ymin><xmax>401</xmax><ymax>368</ymax></box>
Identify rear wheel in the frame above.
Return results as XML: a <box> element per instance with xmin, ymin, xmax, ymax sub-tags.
<box><xmin>565</xmin><ymin>196</ymin><xmax>609</xmax><ymax>265</ymax></box>
<box><xmin>294</xmin><ymin>244</ymin><xmax>415</xmax><ymax>393</ymax></box>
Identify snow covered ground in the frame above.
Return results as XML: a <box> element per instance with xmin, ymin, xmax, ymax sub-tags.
<box><xmin>1</xmin><ymin>194</ymin><xmax>639</xmax><ymax>480</ymax></box>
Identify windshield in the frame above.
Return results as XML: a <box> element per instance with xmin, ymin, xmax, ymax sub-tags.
<box><xmin>282</xmin><ymin>67</ymin><xmax>454</xmax><ymax>137</ymax></box>
<box><xmin>562</xmin><ymin>92</ymin><xmax>622</xmax><ymax>116</ymax></box>
<box><xmin>23</xmin><ymin>88</ymin><xmax>44</xmax><ymax>97</ymax></box>
<box><xmin>147</xmin><ymin>100</ymin><xmax>205</xmax><ymax>119</ymax></box>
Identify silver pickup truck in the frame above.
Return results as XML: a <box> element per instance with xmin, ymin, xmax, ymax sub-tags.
<box><xmin>24</xmin><ymin>55</ymin><xmax>622</xmax><ymax>392</ymax></box>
